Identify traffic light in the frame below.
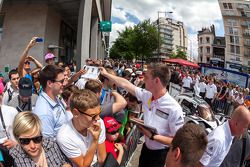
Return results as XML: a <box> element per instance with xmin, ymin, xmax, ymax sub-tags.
<box><xmin>100</xmin><ymin>21</ymin><xmax>112</xmax><ymax>32</ymax></box>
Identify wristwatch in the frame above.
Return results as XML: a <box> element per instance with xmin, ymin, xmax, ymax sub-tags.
<box><xmin>150</xmin><ymin>133</ymin><xmax>155</xmax><ymax>140</ymax></box>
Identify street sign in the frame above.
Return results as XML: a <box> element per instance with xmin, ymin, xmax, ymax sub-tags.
<box><xmin>100</xmin><ymin>21</ymin><xmax>112</xmax><ymax>32</ymax></box>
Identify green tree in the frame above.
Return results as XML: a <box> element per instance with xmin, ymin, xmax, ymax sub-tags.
<box><xmin>109</xmin><ymin>19</ymin><xmax>159</xmax><ymax>62</ymax></box>
<box><xmin>170</xmin><ymin>48</ymin><xmax>187</xmax><ymax>60</ymax></box>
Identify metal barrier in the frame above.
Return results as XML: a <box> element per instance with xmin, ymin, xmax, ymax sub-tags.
<box><xmin>169</xmin><ymin>82</ymin><xmax>234</xmax><ymax>117</ymax></box>
<box><xmin>120</xmin><ymin>114</ymin><xmax>143</xmax><ymax>167</ymax></box>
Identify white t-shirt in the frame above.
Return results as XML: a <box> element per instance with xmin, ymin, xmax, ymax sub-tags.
<box><xmin>205</xmin><ymin>84</ymin><xmax>217</xmax><ymax>99</ymax></box>
<box><xmin>56</xmin><ymin>119</ymin><xmax>106</xmax><ymax>167</ymax></box>
<box><xmin>199</xmin><ymin>82</ymin><xmax>207</xmax><ymax>93</ymax></box>
<box><xmin>235</xmin><ymin>96</ymin><xmax>244</xmax><ymax>105</ymax></box>
<box><xmin>135</xmin><ymin>87</ymin><xmax>184</xmax><ymax>150</ymax></box>
<box><xmin>182</xmin><ymin>76</ymin><xmax>193</xmax><ymax>88</ymax></box>
<box><xmin>200</xmin><ymin>121</ymin><xmax>234</xmax><ymax>167</ymax></box>
<box><xmin>0</xmin><ymin>105</ymin><xmax>18</xmax><ymax>143</ymax></box>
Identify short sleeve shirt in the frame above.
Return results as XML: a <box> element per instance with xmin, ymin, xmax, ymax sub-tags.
<box><xmin>200</xmin><ymin>121</ymin><xmax>234</xmax><ymax>167</ymax></box>
<box><xmin>206</xmin><ymin>84</ymin><xmax>217</xmax><ymax>99</ymax></box>
<box><xmin>33</xmin><ymin>91</ymin><xmax>68</xmax><ymax>138</ymax></box>
<box><xmin>57</xmin><ymin>119</ymin><xmax>106</xmax><ymax>167</ymax></box>
<box><xmin>135</xmin><ymin>87</ymin><xmax>184</xmax><ymax>150</ymax></box>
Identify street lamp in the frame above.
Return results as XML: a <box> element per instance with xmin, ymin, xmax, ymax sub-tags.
<box><xmin>157</xmin><ymin>11</ymin><xmax>173</xmax><ymax>62</ymax></box>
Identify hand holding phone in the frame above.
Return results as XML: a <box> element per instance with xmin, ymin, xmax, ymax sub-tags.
<box><xmin>35</xmin><ymin>38</ymin><xmax>43</xmax><ymax>43</ymax></box>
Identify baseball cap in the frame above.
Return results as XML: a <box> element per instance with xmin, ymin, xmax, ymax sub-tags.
<box><xmin>18</xmin><ymin>77</ymin><xmax>32</xmax><ymax>97</ymax></box>
<box><xmin>103</xmin><ymin>117</ymin><xmax>121</xmax><ymax>133</ymax></box>
<box><xmin>0</xmin><ymin>81</ymin><xmax>4</xmax><ymax>95</ymax></box>
<box><xmin>45</xmin><ymin>53</ymin><xmax>55</xmax><ymax>61</ymax></box>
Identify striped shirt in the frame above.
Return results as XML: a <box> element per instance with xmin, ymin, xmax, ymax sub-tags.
<box><xmin>10</xmin><ymin>138</ymin><xmax>69</xmax><ymax>167</ymax></box>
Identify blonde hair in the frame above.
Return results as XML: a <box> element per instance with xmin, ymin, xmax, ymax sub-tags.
<box><xmin>13</xmin><ymin>111</ymin><xmax>41</xmax><ymax>140</ymax></box>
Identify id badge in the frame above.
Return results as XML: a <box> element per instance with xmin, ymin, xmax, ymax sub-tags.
<box><xmin>155</xmin><ymin>109</ymin><xmax>169</xmax><ymax>120</ymax></box>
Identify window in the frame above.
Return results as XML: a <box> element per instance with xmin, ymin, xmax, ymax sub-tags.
<box><xmin>200</xmin><ymin>37</ymin><xmax>203</xmax><ymax>44</ymax></box>
<box><xmin>248</xmin><ymin>61</ymin><xmax>250</xmax><ymax>66</ymax></box>
<box><xmin>223</xmin><ymin>3</ymin><xmax>228</xmax><ymax>9</ymax></box>
<box><xmin>230</xmin><ymin>36</ymin><xmax>239</xmax><ymax>44</ymax></box>
<box><xmin>206</xmin><ymin>47</ymin><xmax>210</xmax><ymax>53</ymax></box>
<box><xmin>200</xmin><ymin>47</ymin><xmax>203</xmax><ymax>53</ymax></box>
<box><xmin>236</xmin><ymin>46</ymin><xmax>240</xmax><ymax>54</ymax></box>
<box><xmin>230</xmin><ymin>45</ymin><xmax>240</xmax><ymax>54</ymax></box>
<box><xmin>236</xmin><ymin>57</ymin><xmax>240</xmax><ymax>61</ymax></box>
<box><xmin>206</xmin><ymin>37</ymin><xmax>210</xmax><ymax>43</ymax></box>
<box><xmin>228</xmin><ymin>27</ymin><xmax>238</xmax><ymax>35</ymax></box>
<box><xmin>227</xmin><ymin>19</ymin><xmax>237</xmax><ymax>26</ymax></box>
<box><xmin>228</xmin><ymin>3</ymin><xmax>233</xmax><ymax>9</ymax></box>
<box><xmin>0</xmin><ymin>14</ymin><xmax>4</xmax><ymax>41</ymax></box>
<box><xmin>207</xmin><ymin>57</ymin><xmax>210</xmax><ymax>62</ymax></box>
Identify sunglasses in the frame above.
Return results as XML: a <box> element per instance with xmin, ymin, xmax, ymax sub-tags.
<box><xmin>19</xmin><ymin>136</ymin><xmax>43</xmax><ymax>145</ymax></box>
<box><xmin>52</xmin><ymin>79</ymin><xmax>64</xmax><ymax>84</ymax></box>
<box><xmin>24</xmin><ymin>61</ymin><xmax>30</xmax><ymax>65</ymax></box>
<box><xmin>76</xmin><ymin>108</ymin><xmax>101</xmax><ymax>121</ymax></box>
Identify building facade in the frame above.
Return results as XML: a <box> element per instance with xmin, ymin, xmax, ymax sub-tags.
<box><xmin>211</xmin><ymin>37</ymin><xmax>226</xmax><ymax>68</ymax></box>
<box><xmin>155</xmin><ymin>17</ymin><xmax>188</xmax><ymax>61</ymax></box>
<box><xmin>198</xmin><ymin>25</ymin><xmax>215</xmax><ymax>64</ymax></box>
<box><xmin>0</xmin><ymin>0</ymin><xmax>111</xmax><ymax>72</ymax></box>
<box><xmin>218</xmin><ymin>0</ymin><xmax>250</xmax><ymax>72</ymax></box>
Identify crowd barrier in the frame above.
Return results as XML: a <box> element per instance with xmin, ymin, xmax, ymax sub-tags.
<box><xmin>169</xmin><ymin>82</ymin><xmax>233</xmax><ymax>116</ymax></box>
<box><xmin>120</xmin><ymin>114</ymin><xmax>143</xmax><ymax>167</ymax></box>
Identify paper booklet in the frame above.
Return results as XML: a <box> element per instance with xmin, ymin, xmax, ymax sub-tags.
<box><xmin>129</xmin><ymin>118</ymin><xmax>158</xmax><ymax>134</ymax></box>
<box><xmin>81</xmin><ymin>65</ymin><xmax>100</xmax><ymax>80</ymax></box>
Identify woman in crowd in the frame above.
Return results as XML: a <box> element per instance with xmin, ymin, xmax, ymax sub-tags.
<box><xmin>10</xmin><ymin>111</ymin><xmax>71</xmax><ymax>167</ymax></box>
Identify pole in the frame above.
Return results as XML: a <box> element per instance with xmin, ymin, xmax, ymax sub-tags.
<box><xmin>158</xmin><ymin>11</ymin><xmax>160</xmax><ymax>62</ymax></box>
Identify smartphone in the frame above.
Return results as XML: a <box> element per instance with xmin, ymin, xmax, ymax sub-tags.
<box><xmin>35</xmin><ymin>38</ymin><xmax>43</xmax><ymax>42</ymax></box>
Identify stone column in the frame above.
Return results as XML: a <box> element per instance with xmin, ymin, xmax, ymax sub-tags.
<box><xmin>76</xmin><ymin>0</ymin><xmax>92</xmax><ymax>70</ymax></box>
<box><xmin>90</xmin><ymin>17</ymin><xmax>98</xmax><ymax>60</ymax></box>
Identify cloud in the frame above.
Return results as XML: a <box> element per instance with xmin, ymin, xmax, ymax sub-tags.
<box><xmin>110</xmin><ymin>0</ymin><xmax>224</xmax><ymax>59</ymax></box>
<box><xmin>112</xmin><ymin>7</ymin><xmax>127</xmax><ymax>22</ymax></box>
<box><xmin>110</xmin><ymin>22</ymin><xmax>136</xmax><ymax>46</ymax></box>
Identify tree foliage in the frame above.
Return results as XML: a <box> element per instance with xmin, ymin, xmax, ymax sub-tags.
<box><xmin>109</xmin><ymin>20</ymin><xmax>159</xmax><ymax>61</ymax></box>
<box><xmin>170</xmin><ymin>48</ymin><xmax>187</xmax><ymax>60</ymax></box>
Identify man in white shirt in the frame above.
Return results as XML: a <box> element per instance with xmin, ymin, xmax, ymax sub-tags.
<box><xmin>2</xmin><ymin>69</ymin><xmax>20</xmax><ymax>105</ymax></box>
<box><xmin>100</xmin><ymin>63</ymin><xmax>184</xmax><ymax>167</ymax></box>
<box><xmin>57</xmin><ymin>89</ymin><xmax>106</xmax><ymax>167</ymax></box>
<box><xmin>205</xmin><ymin>79</ymin><xmax>217</xmax><ymax>106</ymax></box>
<box><xmin>199</xmin><ymin>78</ymin><xmax>207</xmax><ymax>99</ymax></box>
<box><xmin>0</xmin><ymin>88</ymin><xmax>18</xmax><ymax>149</ymax></box>
<box><xmin>198</xmin><ymin>105</ymin><xmax>250</xmax><ymax>167</ymax></box>
<box><xmin>182</xmin><ymin>72</ymin><xmax>193</xmax><ymax>91</ymax></box>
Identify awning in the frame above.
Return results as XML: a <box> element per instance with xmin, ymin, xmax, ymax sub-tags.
<box><xmin>163</xmin><ymin>58</ymin><xmax>200</xmax><ymax>68</ymax></box>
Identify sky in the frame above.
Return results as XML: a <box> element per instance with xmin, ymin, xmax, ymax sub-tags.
<box><xmin>110</xmin><ymin>0</ymin><xmax>224</xmax><ymax>60</ymax></box>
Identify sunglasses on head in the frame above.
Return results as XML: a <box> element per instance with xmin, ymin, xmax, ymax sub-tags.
<box><xmin>19</xmin><ymin>135</ymin><xmax>43</xmax><ymax>145</ymax></box>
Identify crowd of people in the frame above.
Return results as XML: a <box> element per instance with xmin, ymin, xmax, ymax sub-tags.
<box><xmin>170</xmin><ymin>66</ymin><xmax>250</xmax><ymax>115</ymax></box>
<box><xmin>0</xmin><ymin>37</ymin><xmax>249</xmax><ymax>167</ymax></box>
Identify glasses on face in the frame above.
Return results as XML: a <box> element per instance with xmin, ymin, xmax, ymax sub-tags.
<box><xmin>52</xmin><ymin>79</ymin><xmax>64</xmax><ymax>84</ymax></box>
<box><xmin>24</xmin><ymin>61</ymin><xmax>30</xmax><ymax>65</ymax></box>
<box><xmin>19</xmin><ymin>135</ymin><xmax>43</xmax><ymax>145</ymax></box>
<box><xmin>76</xmin><ymin>108</ymin><xmax>101</xmax><ymax>121</ymax></box>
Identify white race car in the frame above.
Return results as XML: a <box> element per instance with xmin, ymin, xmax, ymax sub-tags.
<box><xmin>175</xmin><ymin>92</ymin><xmax>222</xmax><ymax>134</ymax></box>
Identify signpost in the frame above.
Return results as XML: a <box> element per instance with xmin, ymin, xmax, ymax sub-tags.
<box><xmin>100</xmin><ymin>21</ymin><xmax>112</xmax><ymax>32</ymax></box>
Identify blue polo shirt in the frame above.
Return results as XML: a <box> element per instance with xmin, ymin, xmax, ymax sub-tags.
<box><xmin>33</xmin><ymin>91</ymin><xmax>67</xmax><ymax>138</ymax></box>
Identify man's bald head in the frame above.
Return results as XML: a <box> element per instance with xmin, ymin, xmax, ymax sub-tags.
<box><xmin>230</xmin><ymin>105</ymin><xmax>250</xmax><ymax>137</ymax></box>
